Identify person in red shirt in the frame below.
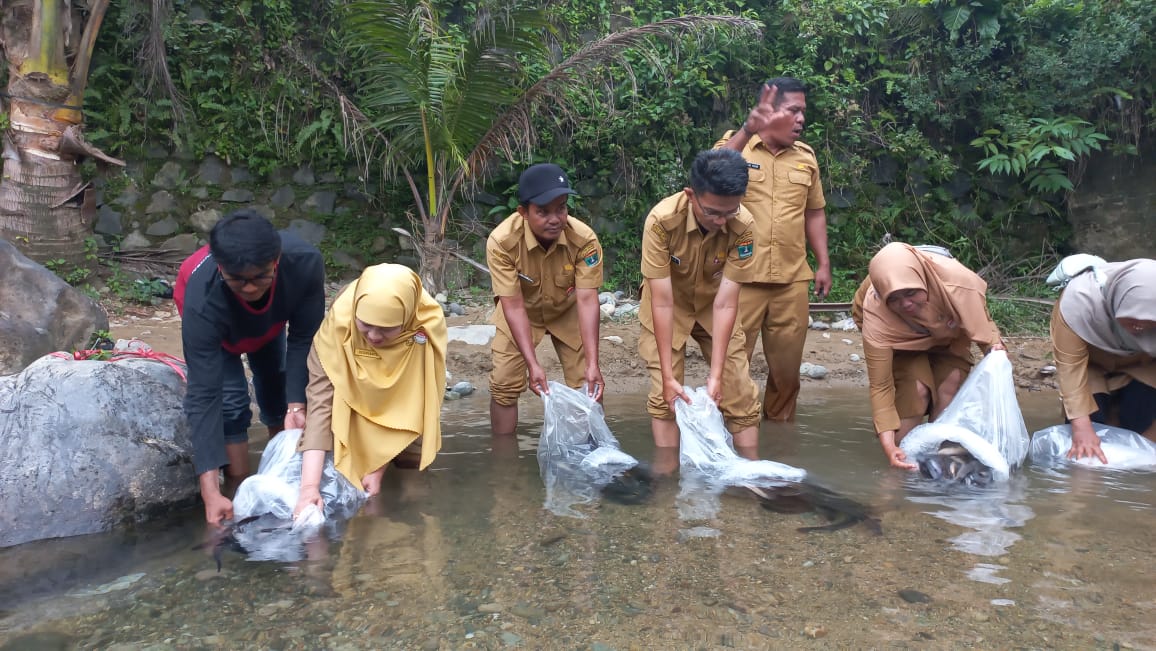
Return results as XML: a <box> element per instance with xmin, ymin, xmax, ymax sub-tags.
<box><xmin>175</xmin><ymin>210</ymin><xmax>325</xmax><ymax>524</ymax></box>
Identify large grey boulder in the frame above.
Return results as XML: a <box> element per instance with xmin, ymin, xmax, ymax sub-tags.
<box><xmin>0</xmin><ymin>355</ymin><xmax>196</xmax><ymax>547</ymax></box>
<box><xmin>0</xmin><ymin>239</ymin><xmax>109</xmax><ymax>375</ymax></box>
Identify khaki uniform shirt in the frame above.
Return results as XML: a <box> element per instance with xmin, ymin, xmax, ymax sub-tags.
<box><xmin>486</xmin><ymin>213</ymin><xmax>603</xmax><ymax>350</ymax></box>
<box><xmin>715</xmin><ymin>132</ymin><xmax>825</xmax><ymax>284</ymax></box>
<box><xmin>1051</xmin><ymin>302</ymin><xmax>1156</xmax><ymax>420</ymax></box>
<box><xmin>639</xmin><ymin>192</ymin><xmax>757</xmax><ymax>349</ymax></box>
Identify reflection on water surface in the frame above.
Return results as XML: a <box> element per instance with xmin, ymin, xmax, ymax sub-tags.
<box><xmin>2</xmin><ymin>389</ymin><xmax>1155</xmax><ymax>649</ymax></box>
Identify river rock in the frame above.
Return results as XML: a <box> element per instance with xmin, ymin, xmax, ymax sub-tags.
<box><xmin>447</xmin><ymin>325</ymin><xmax>496</xmax><ymax>346</ymax></box>
<box><xmin>612</xmin><ymin>304</ymin><xmax>640</xmax><ymax>319</ymax></box>
<box><xmin>799</xmin><ymin>362</ymin><xmax>829</xmax><ymax>380</ymax></box>
<box><xmin>145</xmin><ymin>216</ymin><xmax>179</xmax><ymax>237</ymax></box>
<box><xmin>190</xmin><ymin>208</ymin><xmax>222</xmax><ymax>233</ymax></box>
<box><xmin>302</xmin><ymin>191</ymin><xmax>337</xmax><ymax>215</ymax></box>
<box><xmin>151</xmin><ymin>161</ymin><xmax>184</xmax><ymax>189</ymax></box>
<box><xmin>830</xmin><ymin>317</ymin><xmax>858</xmax><ymax>331</ymax></box>
<box><xmin>0</xmin><ymin>355</ymin><xmax>195</xmax><ymax>547</ymax></box>
<box><xmin>451</xmin><ymin>381</ymin><xmax>475</xmax><ymax>396</ymax></box>
<box><xmin>197</xmin><ymin>156</ymin><xmax>229</xmax><ymax>185</ymax></box>
<box><xmin>94</xmin><ymin>205</ymin><xmax>123</xmax><ymax>236</ymax></box>
<box><xmin>221</xmin><ymin>188</ymin><xmax>255</xmax><ymax>203</ymax></box>
<box><xmin>598</xmin><ymin>292</ymin><xmax>617</xmax><ymax>305</ymax></box>
<box><xmin>0</xmin><ymin>240</ymin><xmax>109</xmax><ymax>376</ymax></box>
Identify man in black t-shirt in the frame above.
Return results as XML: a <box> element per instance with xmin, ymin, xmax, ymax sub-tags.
<box><xmin>175</xmin><ymin>210</ymin><xmax>325</xmax><ymax>524</ymax></box>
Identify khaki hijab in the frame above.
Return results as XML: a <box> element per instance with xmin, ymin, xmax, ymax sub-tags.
<box><xmin>313</xmin><ymin>264</ymin><xmax>447</xmax><ymax>484</ymax></box>
<box><xmin>860</xmin><ymin>243</ymin><xmax>1001</xmax><ymax>356</ymax></box>
<box><xmin>1058</xmin><ymin>259</ymin><xmax>1156</xmax><ymax>357</ymax></box>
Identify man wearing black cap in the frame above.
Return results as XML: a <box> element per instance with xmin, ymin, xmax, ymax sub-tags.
<box><xmin>174</xmin><ymin>209</ymin><xmax>326</xmax><ymax>524</ymax></box>
<box><xmin>485</xmin><ymin>163</ymin><xmax>605</xmax><ymax>435</ymax></box>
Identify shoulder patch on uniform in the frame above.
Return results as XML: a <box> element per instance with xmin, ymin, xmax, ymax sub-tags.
<box><xmin>579</xmin><ymin>242</ymin><xmax>601</xmax><ymax>267</ymax></box>
<box><xmin>649</xmin><ymin>222</ymin><xmax>669</xmax><ymax>244</ymax></box>
<box><xmin>735</xmin><ymin>230</ymin><xmax>754</xmax><ymax>259</ymax></box>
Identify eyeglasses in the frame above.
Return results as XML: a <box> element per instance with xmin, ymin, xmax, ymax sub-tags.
<box><xmin>220</xmin><ymin>264</ymin><xmax>277</xmax><ymax>288</ymax></box>
<box><xmin>693</xmin><ymin>195</ymin><xmax>741</xmax><ymax>220</ymax></box>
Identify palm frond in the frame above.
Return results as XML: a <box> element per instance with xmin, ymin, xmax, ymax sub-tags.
<box><xmin>139</xmin><ymin>0</ymin><xmax>186</xmax><ymax>123</ymax></box>
<box><xmin>463</xmin><ymin>15</ymin><xmax>762</xmax><ymax>179</ymax></box>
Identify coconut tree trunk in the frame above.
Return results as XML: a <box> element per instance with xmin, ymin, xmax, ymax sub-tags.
<box><xmin>0</xmin><ymin>0</ymin><xmax>122</xmax><ymax>265</ymax></box>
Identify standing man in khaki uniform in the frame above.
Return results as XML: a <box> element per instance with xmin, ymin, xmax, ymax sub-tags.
<box><xmin>639</xmin><ymin>149</ymin><xmax>763</xmax><ymax>468</ymax></box>
<box><xmin>717</xmin><ymin>77</ymin><xmax>831</xmax><ymax>422</ymax></box>
<box><xmin>487</xmin><ymin>163</ymin><xmax>605</xmax><ymax>435</ymax></box>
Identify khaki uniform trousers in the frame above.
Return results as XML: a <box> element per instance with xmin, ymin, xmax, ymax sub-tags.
<box><xmin>639</xmin><ymin>322</ymin><xmax>762</xmax><ymax>433</ymax></box>
<box><xmin>489</xmin><ymin>327</ymin><xmax>586</xmax><ymax>406</ymax></box>
<box><xmin>891</xmin><ymin>349</ymin><xmax>973</xmax><ymax>420</ymax></box>
<box><xmin>738</xmin><ymin>280</ymin><xmax>810</xmax><ymax>421</ymax></box>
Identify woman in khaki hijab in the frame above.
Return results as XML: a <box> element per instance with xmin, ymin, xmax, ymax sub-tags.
<box><xmin>294</xmin><ymin>264</ymin><xmax>447</xmax><ymax>516</ymax></box>
<box><xmin>1052</xmin><ymin>258</ymin><xmax>1156</xmax><ymax>463</ymax></box>
<box><xmin>851</xmin><ymin>243</ymin><xmax>1005</xmax><ymax>469</ymax></box>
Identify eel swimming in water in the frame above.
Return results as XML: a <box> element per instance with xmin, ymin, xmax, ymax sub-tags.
<box><xmin>750</xmin><ymin>482</ymin><xmax>883</xmax><ymax>535</ymax></box>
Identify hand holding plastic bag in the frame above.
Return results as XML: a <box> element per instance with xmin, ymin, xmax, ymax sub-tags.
<box><xmin>674</xmin><ymin>386</ymin><xmax>805</xmax><ymax>487</ymax></box>
<box><xmin>899</xmin><ymin>351</ymin><xmax>1029</xmax><ymax>482</ymax></box>
<box><xmin>538</xmin><ymin>381</ymin><xmax>640</xmax><ymax>518</ymax></box>
<box><xmin>1030</xmin><ymin>424</ymin><xmax>1156</xmax><ymax>470</ymax></box>
<box><xmin>230</xmin><ymin>429</ymin><xmax>366</xmax><ymax>561</ymax></box>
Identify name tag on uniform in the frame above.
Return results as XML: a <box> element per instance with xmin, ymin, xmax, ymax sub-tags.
<box><xmin>670</xmin><ymin>255</ymin><xmax>681</xmax><ymax>266</ymax></box>
<box><xmin>517</xmin><ymin>272</ymin><xmax>536</xmax><ymax>284</ymax></box>
<box><xmin>746</xmin><ymin>162</ymin><xmax>761</xmax><ymax>170</ymax></box>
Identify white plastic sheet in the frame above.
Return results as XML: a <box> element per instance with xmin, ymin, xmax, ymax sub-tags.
<box><xmin>1029</xmin><ymin>424</ymin><xmax>1156</xmax><ymax>470</ymax></box>
<box><xmin>674</xmin><ymin>386</ymin><xmax>806</xmax><ymax>487</ymax></box>
<box><xmin>538</xmin><ymin>382</ymin><xmax>640</xmax><ymax>518</ymax></box>
<box><xmin>900</xmin><ymin>351</ymin><xmax>1029</xmax><ymax>482</ymax></box>
<box><xmin>231</xmin><ymin>429</ymin><xmax>366</xmax><ymax>560</ymax></box>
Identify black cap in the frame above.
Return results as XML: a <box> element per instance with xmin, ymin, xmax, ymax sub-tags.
<box><xmin>517</xmin><ymin>163</ymin><xmax>578</xmax><ymax>206</ymax></box>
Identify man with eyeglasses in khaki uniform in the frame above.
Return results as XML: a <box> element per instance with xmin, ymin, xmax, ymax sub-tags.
<box><xmin>638</xmin><ymin>149</ymin><xmax>763</xmax><ymax>471</ymax></box>
<box><xmin>486</xmin><ymin>163</ymin><xmax>605</xmax><ymax>436</ymax></box>
<box><xmin>717</xmin><ymin>77</ymin><xmax>831</xmax><ymax>422</ymax></box>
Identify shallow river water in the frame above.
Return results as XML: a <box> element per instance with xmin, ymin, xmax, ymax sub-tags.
<box><xmin>2</xmin><ymin>389</ymin><xmax>1154</xmax><ymax>650</ymax></box>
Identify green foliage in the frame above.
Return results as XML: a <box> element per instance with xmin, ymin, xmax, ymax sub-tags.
<box><xmin>69</xmin><ymin>0</ymin><xmax>1156</xmax><ymax>327</ymax></box>
<box><xmin>971</xmin><ymin>117</ymin><xmax>1109</xmax><ymax>193</ymax></box>
<box><xmin>84</xmin><ymin>0</ymin><xmax>349</xmax><ymax>176</ymax></box>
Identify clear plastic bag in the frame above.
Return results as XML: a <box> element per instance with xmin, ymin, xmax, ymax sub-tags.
<box><xmin>899</xmin><ymin>350</ymin><xmax>1030</xmax><ymax>482</ymax></box>
<box><xmin>233</xmin><ymin>428</ymin><xmax>366</xmax><ymax>533</ymax></box>
<box><xmin>538</xmin><ymin>382</ymin><xmax>640</xmax><ymax>518</ymax></box>
<box><xmin>674</xmin><ymin>386</ymin><xmax>806</xmax><ymax>487</ymax></box>
<box><xmin>1029</xmin><ymin>424</ymin><xmax>1156</xmax><ymax>469</ymax></box>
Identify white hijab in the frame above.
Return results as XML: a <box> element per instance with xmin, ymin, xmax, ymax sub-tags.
<box><xmin>1058</xmin><ymin>259</ymin><xmax>1156</xmax><ymax>357</ymax></box>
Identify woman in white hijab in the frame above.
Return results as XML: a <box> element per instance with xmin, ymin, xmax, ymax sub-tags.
<box><xmin>1052</xmin><ymin>259</ymin><xmax>1156</xmax><ymax>463</ymax></box>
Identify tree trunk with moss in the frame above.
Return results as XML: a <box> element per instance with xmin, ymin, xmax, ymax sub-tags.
<box><xmin>0</xmin><ymin>0</ymin><xmax>123</xmax><ymax>265</ymax></box>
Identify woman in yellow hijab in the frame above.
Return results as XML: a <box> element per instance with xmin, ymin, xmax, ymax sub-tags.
<box><xmin>294</xmin><ymin>264</ymin><xmax>447</xmax><ymax>516</ymax></box>
<box><xmin>851</xmin><ymin>243</ymin><xmax>1005</xmax><ymax>469</ymax></box>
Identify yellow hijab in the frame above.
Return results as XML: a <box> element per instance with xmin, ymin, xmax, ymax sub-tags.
<box><xmin>313</xmin><ymin>264</ymin><xmax>448</xmax><ymax>485</ymax></box>
<box><xmin>860</xmin><ymin>243</ymin><xmax>1001</xmax><ymax>356</ymax></box>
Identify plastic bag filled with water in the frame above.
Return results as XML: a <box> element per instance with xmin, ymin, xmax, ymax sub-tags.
<box><xmin>1030</xmin><ymin>423</ymin><xmax>1156</xmax><ymax>470</ymax></box>
<box><xmin>538</xmin><ymin>381</ymin><xmax>641</xmax><ymax>518</ymax></box>
<box><xmin>674</xmin><ymin>386</ymin><xmax>806</xmax><ymax>488</ymax></box>
<box><xmin>231</xmin><ymin>429</ymin><xmax>366</xmax><ymax>560</ymax></box>
<box><xmin>900</xmin><ymin>350</ymin><xmax>1030</xmax><ymax>482</ymax></box>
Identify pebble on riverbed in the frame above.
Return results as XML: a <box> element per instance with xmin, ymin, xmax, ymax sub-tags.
<box><xmin>898</xmin><ymin>589</ymin><xmax>932</xmax><ymax>604</ymax></box>
<box><xmin>799</xmin><ymin>362</ymin><xmax>829</xmax><ymax>380</ymax></box>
